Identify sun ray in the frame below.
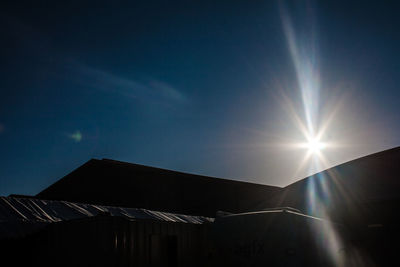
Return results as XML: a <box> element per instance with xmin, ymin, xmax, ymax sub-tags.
<box><xmin>277</xmin><ymin>3</ymin><xmax>346</xmax><ymax>265</ymax></box>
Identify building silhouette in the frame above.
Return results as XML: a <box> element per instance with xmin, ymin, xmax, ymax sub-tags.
<box><xmin>1</xmin><ymin>147</ymin><xmax>400</xmax><ymax>266</ymax></box>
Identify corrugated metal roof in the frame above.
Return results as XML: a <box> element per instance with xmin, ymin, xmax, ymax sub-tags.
<box><xmin>0</xmin><ymin>196</ymin><xmax>214</xmax><ymax>239</ymax></box>
<box><xmin>0</xmin><ymin>196</ymin><xmax>213</xmax><ymax>224</ymax></box>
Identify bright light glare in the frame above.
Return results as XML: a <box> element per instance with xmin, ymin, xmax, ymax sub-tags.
<box><xmin>304</xmin><ymin>137</ymin><xmax>326</xmax><ymax>154</ymax></box>
<box><xmin>295</xmin><ymin>135</ymin><xmax>328</xmax><ymax>158</ymax></box>
<box><xmin>279</xmin><ymin>4</ymin><xmax>346</xmax><ymax>265</ymax></box>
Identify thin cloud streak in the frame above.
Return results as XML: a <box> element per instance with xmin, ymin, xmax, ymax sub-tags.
<box><xmin>73</xmin><ymin>63</ymin><xmax>186</xmax><ymax>105</ymax></box>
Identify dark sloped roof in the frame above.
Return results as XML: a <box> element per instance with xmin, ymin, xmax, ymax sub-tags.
<box><xmin>271</xmin><ymin>147</ymin><xmax>400</xmax><ymax>224</ymax></box>
<box><xmin>37</xmin><ymin>159</ymin><xmax>282</xmax><ymax>217</ymax></box>
<box><xmin>35</xmin><ymin>147</ymin><xmax>400</xmax><ymax>223</ymax></box>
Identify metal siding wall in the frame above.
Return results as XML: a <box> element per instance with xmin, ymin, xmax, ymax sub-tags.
<box><xmin>131</xmin><ymin>221</ymin><xmax>136</xmax><ymax>266</ymax></box>
<box><xmin>137</xmin><ymin>221</ymin><xmax>145</xmax><ymax>266</ymax></box>
<box><xmin>12</xmin><ymin>216</ymin><xmax>209</xmax><ymax>267</ymax></box>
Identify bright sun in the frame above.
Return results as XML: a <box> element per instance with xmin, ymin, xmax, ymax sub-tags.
<box><xmin>305</xmin><ymin>137</ymin><xmax>326</xmax><ymax>154</ymax></box>
<box><xmin>296</xmin><ymin>135</ymin><xmax>327</xmax><ymax>156</ymax></box>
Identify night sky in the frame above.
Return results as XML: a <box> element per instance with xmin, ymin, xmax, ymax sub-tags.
<box><xmin>1</xmin><ymin>1</ymin><xmax>399</xmax><ymax>196</ymax></box>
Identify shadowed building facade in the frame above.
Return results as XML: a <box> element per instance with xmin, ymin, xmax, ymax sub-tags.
<box><xmin>36</xmin><ymin>158</ymin><xmax>282</xmax><ymax>217</ymax></box>
<box><xmin>2</xmin><ymin>147</ymin><xmax>400</xmax><ymax>266</ymax></box>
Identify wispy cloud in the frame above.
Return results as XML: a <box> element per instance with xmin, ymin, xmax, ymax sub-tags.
<box><xmin>68</xmin><ymin>130</ymin><xmax>82</xmax><ymax>142</ymax></box>
<box><xmin>71</xmin><ymin>63</ymin><xmax>186</xmax><ymax>105</ymax></box>
<box><xmin>149</xmin><ymin>80</ymin><xmax>186</xmax><ymax>102</ymax></box>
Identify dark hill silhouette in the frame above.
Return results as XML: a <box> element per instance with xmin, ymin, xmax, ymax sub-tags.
<box><xmin>36</xmin><ymin>159</ymin><xmax>281</xmax><ymax>217</ymax></box>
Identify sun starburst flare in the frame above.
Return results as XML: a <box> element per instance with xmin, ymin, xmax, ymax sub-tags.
<box><xmin>278</xmin><ymin>2</ymin><xmax>346</xmax><ymax>265</ymax></box>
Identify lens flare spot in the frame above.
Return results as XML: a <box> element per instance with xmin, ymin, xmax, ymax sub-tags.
<box><xmin>68</xmin><ymin>130</ymin><xmax>82</xmax><ymax>142</ymax></box>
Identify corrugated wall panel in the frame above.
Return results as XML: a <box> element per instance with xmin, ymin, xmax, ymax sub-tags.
<box><xmin>6</xmin><ymin>216</ymin><xmax>210</xmax><ymax>267</ymax></box>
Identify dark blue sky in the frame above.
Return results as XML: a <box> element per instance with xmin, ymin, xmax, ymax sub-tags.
<box><xmin>1</xmin><ymin>0</ymin><xmax>399</xmax><ymax>196</ymax></box>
